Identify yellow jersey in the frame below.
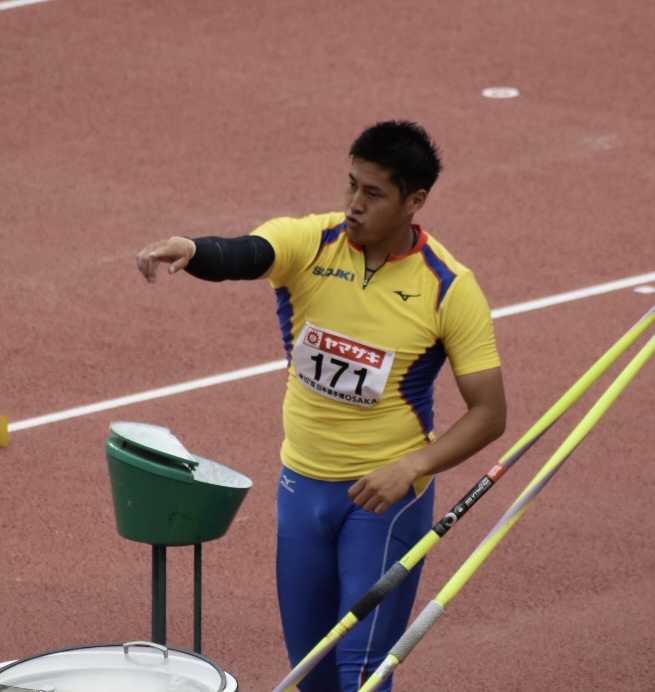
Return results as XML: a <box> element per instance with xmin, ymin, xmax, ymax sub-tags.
<box><xmin>252</xmin><ymin>212</ymin><xmax>501</xmax><ymax>481</ymax></box>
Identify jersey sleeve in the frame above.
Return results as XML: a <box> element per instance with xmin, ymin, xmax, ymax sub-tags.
<box><xmin>439</xmin><ymin>271</ymin><xmax>501</xmax><ymax>376</ymax></box>
<box><xmin>251</xmin><ymin>213</ymin><xmax>344</xmax><ymax>287</ymax></box>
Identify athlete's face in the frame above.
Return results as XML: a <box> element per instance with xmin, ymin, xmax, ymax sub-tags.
<box><xmin>345</xmin><ymin>158</ymin><xmax>426</xmax><ymax>256</ymax></box>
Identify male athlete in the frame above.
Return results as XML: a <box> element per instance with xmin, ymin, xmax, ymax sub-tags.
<box><xmin>136</xmin><ymin>120</ymin><xmax>507</xmax><ymax>691</ymax></box>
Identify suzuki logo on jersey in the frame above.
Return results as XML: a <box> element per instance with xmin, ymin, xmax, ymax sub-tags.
<box><xmin>313</xmin><ymin>266</ymin><xmax>355</xmax><ymax>282</ymax></box>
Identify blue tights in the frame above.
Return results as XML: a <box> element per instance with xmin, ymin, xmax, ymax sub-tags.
<box><xmin>276</xmin><ymin>466</ymin><xmax>435</xmax><ymax>692</ymax></box>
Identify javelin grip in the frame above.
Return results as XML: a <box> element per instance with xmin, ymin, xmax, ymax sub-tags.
<box><xmin>360</xmin><ymin>602</ymin><xmax>447</xmax><ymax>692</ymax></box>
<box><xmin>347</xmin><ymin>467</ymin><xmax>498</xmax><ymax>623</ymax></box>
<box><xmin>351</xmin><ymin>562</ymin><xmax>410</xmax><ymax>620</ymax></box>
<box><xmin>390</xmin><ymin>601</ymin><xmax>445</xmax><ymax>663</ymax></box>
<box><xmin>350</xmin><ymin>470</ymin><xmax>499</xmax><ymax>622</ymax></box>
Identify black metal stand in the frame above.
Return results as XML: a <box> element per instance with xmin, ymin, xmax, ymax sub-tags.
<box><xmin>194</xmin><ymin>543</ymin><xmax>202</xmax><ymax>653</ymax></box>
<box><xmin>151</xmin><ymin>543</ymin><xmax>203</xmax><ymax>653</ymax></box>
<box><xmin>152</xmin><ymin>545</ymin><xmax>167</xmax><ymax>646</ymax></box>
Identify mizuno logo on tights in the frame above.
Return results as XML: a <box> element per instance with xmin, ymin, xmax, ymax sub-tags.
<box><xmin>280</xmin><ymin>475</ymin><xmax>296</xmax><ymax>493</ymax></box>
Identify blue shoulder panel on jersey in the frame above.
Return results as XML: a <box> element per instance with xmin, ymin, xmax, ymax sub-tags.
<box><xmin>319</xmin><ymin>221</ymin><xmax>348</xmax><ymax>250</ymax></box>
<box><xmin>421</xmin><ymin>245</ymin><xmax>458</xmax><ymax>308</ymax></box>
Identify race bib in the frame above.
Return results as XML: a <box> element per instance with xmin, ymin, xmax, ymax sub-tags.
<box><xmin>293</xmin><ymin>323</ymin><xmax>395</xmax><ymax>407</ymax></box>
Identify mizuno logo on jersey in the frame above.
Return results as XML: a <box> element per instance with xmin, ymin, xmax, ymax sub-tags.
<box><xmin>313</xmin><ymin>266</ymin><xmax>355</xmax><ymax>282</ymax></box>
<box><xmin>393</xmin><ymin>290</ymin><xmax>421</xmax><ymax>302</ymax></box>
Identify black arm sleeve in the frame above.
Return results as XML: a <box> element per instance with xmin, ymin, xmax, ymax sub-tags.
<box><xmin>184</xmin><ymin>235</ymin><xmax>275</xmax><ymax>281</ymax></box>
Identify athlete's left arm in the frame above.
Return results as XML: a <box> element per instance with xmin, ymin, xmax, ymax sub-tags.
<box><xmin>348</xmin><ymin>366</ymin><xmax>506</xmax><ymax>514</ymax></box>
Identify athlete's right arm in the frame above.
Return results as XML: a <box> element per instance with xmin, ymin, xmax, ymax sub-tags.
<box><xmin>136</xmin><ymin>235</ymin><xmax>275</xmax><ymax>283</ymax></box>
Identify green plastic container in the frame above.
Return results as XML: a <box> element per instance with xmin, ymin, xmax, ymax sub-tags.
<box><xmin>106</xmin><ymin>433</ymin><xmax>253</xmax><ymax>546</ymax></box>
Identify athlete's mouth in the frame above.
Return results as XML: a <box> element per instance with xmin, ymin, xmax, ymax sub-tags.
<box><xmin>346</xmin><ymin>215</ymin><xmax>362</xmax><ymax>229</ymax></box>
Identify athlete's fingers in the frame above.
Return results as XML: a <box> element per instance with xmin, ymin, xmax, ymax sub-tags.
<box><xmin>168</xmin><ymin>254</ymin><xmax>192</xmax><ymax>275</ymax></box>
<box><xmin>136</xmin><ymin>237</ymin><xmax>195</xmax><ymax>282</ymax></box>
<box><xmin>348</xmin><ymin>481</ymin><xmax>386</xmax><ymax>514</ymax></box>
<box><xmin>136</xmin><ymin>243</ymin><xmax>168</xmax><ymax>282</ymax></box>
<box><xmin>136</xmin><ymin>246</ymin><xmax>155</xmax><ymax>281</ymax></box>
<box><xmin>347</xmin><ymin>478</ymin><xmax>370</xmax><ymax>506</ymax></box>
<box><xmin>348</xmin><ymin>477</ymin><xmax>364</xmax><ymax>498</ymax></box>
<box><xmin>360</xmin><ymin>497</ymin><xmax>387</xmax><ymax>514</ymax></box>
<box><xmin>349</xmin><ymin>464</ymin><xmax>414</xmax><ymax>512</ymax></box>
<box><xmin>146</xmin><ymin>254</ymin><xmax>164</xmax><ymax>282</ymax></box>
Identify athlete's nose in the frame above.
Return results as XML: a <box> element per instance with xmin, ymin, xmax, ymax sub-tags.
<box><xmin>348</xmin><ymin>188</ymin><xmax>365</xmax><ymax>214</ymax></box>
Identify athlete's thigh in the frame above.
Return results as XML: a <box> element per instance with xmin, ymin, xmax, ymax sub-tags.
<box><xmin>276</xmin><ymin>467</ymin><xmax>345</xmax><ymax>691</ymax></box>
<box><xmin>336</xmin><ymin>481</ymin><xmax>435</xmax><ymax>691</ymax></box>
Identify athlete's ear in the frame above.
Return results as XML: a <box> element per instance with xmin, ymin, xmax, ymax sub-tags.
<box><xmin>406</xmin><ymin>189</ymin><xmax>428</xmax><ymax>215</ymax></box>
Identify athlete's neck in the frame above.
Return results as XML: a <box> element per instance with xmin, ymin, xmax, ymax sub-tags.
<box><xmin>365</xmin><ymin>226</ymin><xmax>417</xmax><ymax>271</ymax></box>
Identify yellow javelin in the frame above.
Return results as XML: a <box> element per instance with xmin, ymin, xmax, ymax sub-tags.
<box><xmin>272</xmin><ymin>305</ymin><xmax>654</xmax><ymax>692</ymax></box>
<box><xmin>359</xmin><ymin>331</ymin><xmax>655</xmax><ymax>691</ymax></box>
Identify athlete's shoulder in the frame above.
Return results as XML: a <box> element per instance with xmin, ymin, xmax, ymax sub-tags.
<box><xmin>420</xmin><ymin>230</ymin><xmax>471</xmax><ymax>276</ymax></box>
<box><xmin>251</xmin><ymin>212</ymin><xmax>347</xmax><ymax>285</ymax></box>
<box><xmin>252</xmin><ymin>211</ymin><xmax>346</xmax><ymax>239</ymax></box>
<box><xmin>414</xmin><ymin>228</ymin><xmax>488</xmax><ymax>310</ymax></box>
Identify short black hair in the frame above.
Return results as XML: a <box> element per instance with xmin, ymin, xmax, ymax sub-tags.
<box><xmin>349</xmin><ymin>120</ymin><xmax>442</xmax><ymax>197</ymax></box>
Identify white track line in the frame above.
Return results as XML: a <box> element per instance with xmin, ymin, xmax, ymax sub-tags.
<box><xmin>492</xmin><ymin>271</ymin><xmax>655</xmax><ymax>318</ymax></box>
<box><xmin>9</xmin><ymin>361</ymin><xmax>287</xmax><ymax>432</ymax></box>
<box><xmin>8</xmin><ymin>271</ymin><xmax>655</xmax><ymax>433</ymax></box>
<box><xmin>0</xmin><ymin>0</ymin><xmax>53</xmax><ymax>10</ymax></box>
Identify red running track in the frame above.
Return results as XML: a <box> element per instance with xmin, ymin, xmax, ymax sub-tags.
<box><xmin>1</xmin><ymin>1</ymin><xmax>654</xmax><ymax>690</ymax></box>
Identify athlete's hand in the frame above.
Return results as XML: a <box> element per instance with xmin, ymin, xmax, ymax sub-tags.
<box><xmin>348</xmin><ymin>459</ymin><xmax>416</xmax><ymax>514</ymax></box>
<box><xmin>136</xmin><ymin>236</ymin><xmax>197</xmax><ymax>282</ymax></box>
